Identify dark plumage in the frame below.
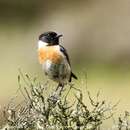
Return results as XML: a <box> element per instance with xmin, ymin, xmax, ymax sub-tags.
<box><xmin>39</xmin><ymin>31</ymin><xmax>62</xmax><ymax>45</ymax></box>
<box><xmin>60</xmin><ymin>45</ymin><xmax>77</xmax><ymax>82</ymax></box>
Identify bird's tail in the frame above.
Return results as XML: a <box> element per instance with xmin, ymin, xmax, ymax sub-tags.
<box><xmin>69</xmin><ymin>72</ymin><xmax>78</xmax><ymax>82</ymax></box>
<box><xmin>71</xmin><ymin>72</ymin><xmax>78</xmax><ymax>80</ymax></box>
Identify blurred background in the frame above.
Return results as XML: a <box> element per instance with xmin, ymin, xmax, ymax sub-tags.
<box><xmin>0</xmin><ymin>0</ymin><xmax>130</xmax><ymax>127</ymax></box>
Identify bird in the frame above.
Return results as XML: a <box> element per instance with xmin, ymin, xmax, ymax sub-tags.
<box><xmin>38</xmin><ymin>31</ymin><xmax>77</xmax><ymax>90</ymax></box>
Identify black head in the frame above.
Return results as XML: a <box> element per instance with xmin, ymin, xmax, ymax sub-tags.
<box><xmin>39</xmin><ymin>31</ymin><xmax>63</xmax><ymax>45</ymax></box>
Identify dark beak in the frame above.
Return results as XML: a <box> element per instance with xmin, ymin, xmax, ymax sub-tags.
<box><xmin>57</xmin><ymin>34</ymin><xmax>63</xmax><ymax>38</ymax></box>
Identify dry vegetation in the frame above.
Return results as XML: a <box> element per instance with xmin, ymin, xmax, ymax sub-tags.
<box><xmin>0</xmin><ymin>72</ymin><xmax>130</xmax><ymax>130</ymax></box>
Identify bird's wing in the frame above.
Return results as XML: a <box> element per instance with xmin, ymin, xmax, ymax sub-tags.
<box><xmin>59</xmin><ymin>45</ymin><xmax>71</xmax><ymax>66</ymax></box>
<box><xmin>60</xmin><ymin>45</ymin><xmax>77</xmax><ymax>82</ymax></box>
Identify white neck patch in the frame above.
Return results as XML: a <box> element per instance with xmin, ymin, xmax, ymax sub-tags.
<box><xmin>38</xmin><ymin>40</ymin><xmax>48</xmax><ymax>49</ymax></box>
<box><xmin>38</xmin><ymin>40</ymin><xmax>60</xmax><ymax>51</ymax></box>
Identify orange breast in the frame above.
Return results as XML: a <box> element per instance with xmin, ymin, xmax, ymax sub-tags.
<box><xmin>38</xmin><ymin>47</ymin><xmax>63</xmax><ymax>64</ymax></box>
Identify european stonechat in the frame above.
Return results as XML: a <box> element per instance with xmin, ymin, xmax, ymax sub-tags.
<box><xmin>38</xmin><ymin>31</ymin><xmax>77</xmax><ymax>89</ymax></box>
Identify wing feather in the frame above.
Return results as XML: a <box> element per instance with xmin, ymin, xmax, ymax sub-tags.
<box><xmin>60</xmin><ymin>45</ymin><xmax>77</xmax><ymax>82</ymax></box>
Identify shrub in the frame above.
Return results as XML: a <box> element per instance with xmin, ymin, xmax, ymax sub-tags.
<box><xmin>0</xmin><ymin>72</ymin><xmax>119</xmax><ymax>130</ymax></box>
